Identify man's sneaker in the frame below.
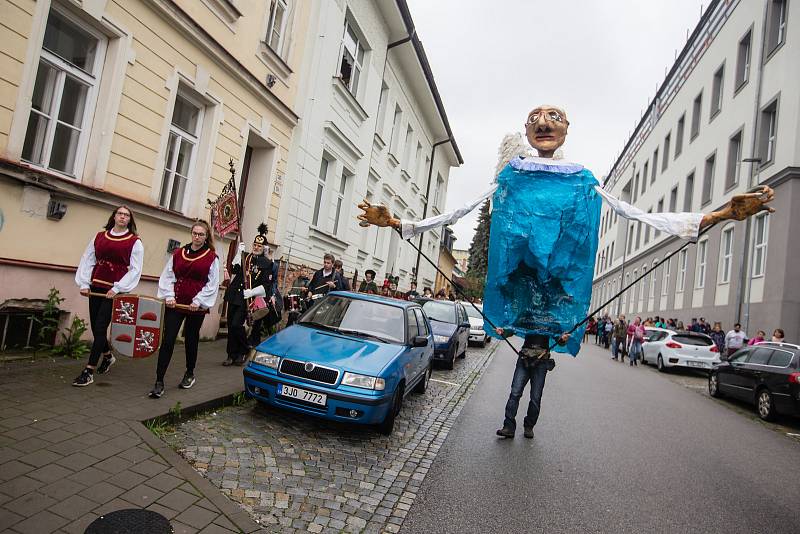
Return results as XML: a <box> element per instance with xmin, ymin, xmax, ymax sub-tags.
<box><xmin>72</xmin><ymin>369</ymin><xmax>94</xmax><ymax>387</ymax></box>
<box><xmin>496</xmin><ymin>426</ymin><xmax>515</xmax><ymax>438</ymax></box>
<box><xmin>148</xmin><ymin>381</ymin><xmax>165</xmax><ymax>399</ymax></box>
<box><xmin>96</xmin><ymin>354</ymin><xmax>116</xmax><ymax>375</ymax></box>
<box><xmin>179</xmin><ymin>373</ymin><xmax>196</xmax><ymax>389</ymax></box>
<box><xmin>523</xmin><ymin>426</ymin><xmax>534</xmax><ymax>439</ymax></box>
<box><xmin>222</xmin><ymin>357</ymin><xmax>234</xmax><ymax>366</ymax></box>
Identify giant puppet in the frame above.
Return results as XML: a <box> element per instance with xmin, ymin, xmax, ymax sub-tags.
<box><xmin>357</xmin><ymin>105</ymin><xmax>775</xmax><ymax>356</ymax></box>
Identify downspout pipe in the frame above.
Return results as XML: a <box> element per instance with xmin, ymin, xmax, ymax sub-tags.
<box><xmin>415</xmin><ymin>138</ymin><xmax>451</xmax><ymax>280</ymax></box>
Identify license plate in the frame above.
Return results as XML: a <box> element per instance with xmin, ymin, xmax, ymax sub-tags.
<box><xmin>687</xmin><ymin>361</ymin><xmax>706</xmax><ymax>368</ymax></box>
<box><xmin>277</xmin><ymin>384</ymin><xmax>327</xmax><ymax>406</ymax></box>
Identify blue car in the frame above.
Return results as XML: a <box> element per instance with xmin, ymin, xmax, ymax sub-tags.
<box><xmin>415</xmin><ymin>298</ymin><xmax>470</xmax><ymax>370</ymax></box>
<box><xmin>243</xmin><ymin>292</ymin><xmax>434</xmax><ymax>434</ymax></box>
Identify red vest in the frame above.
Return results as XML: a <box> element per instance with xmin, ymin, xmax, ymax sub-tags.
<box><xmin>172</xmin><ymin>246</ymin><xmax>217</xmax><ymax>313</ymax></box>
<box><xmin>91</xmin><ymin>230</ymin><xmax>140</xmax><ymax>290</ymax></box>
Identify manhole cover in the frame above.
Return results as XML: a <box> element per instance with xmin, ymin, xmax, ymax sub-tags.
<box><xmin>85</xmin><ymin>509</ymin><xmax>172</xmax><ymax>533</ymax></box>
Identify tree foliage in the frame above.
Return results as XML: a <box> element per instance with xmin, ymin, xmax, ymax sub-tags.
<box><xmin>466</xmin><ymin>200</ymin><xmax>491</xmax><ymax>297</ymax></box>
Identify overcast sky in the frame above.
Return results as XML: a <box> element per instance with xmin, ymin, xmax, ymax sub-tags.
<box><xmin>405</xmin><ymin>0</ymin><xmax>705</xmax><ymax>249</ymax></box>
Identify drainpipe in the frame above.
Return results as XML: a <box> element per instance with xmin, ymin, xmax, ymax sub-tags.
<box><xmin>736</xmin><ymin>0</ymin><xmax>769</xmax><ymax>332</ymax></box>
<box><xmin>414</xmin><ymin>138</ymin><xmax>451</xmax><ymax>280</ymax></box>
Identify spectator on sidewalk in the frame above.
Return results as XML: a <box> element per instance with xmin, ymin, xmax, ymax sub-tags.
<box><xmin>333</xmin><ymin>259</ymin><xmax>351</xmax><ymax>291</ymax></box>
<box><xmin>404</xmin><ymin>282</ymin><xmax>420</xmax><ymax>300</ymax></box>
<box><xmin>748</xmin><ymin>330</ymin><xmax>766</xmax><ymax>346</ymax></box>
<box><xmin>585</xmin><ymin>317</ymin><xmax>597</xmax><ymax>343</ymax></box>
<box><xmin>612</xmin><ymin>315</ymin><xmax>627</xmax><ymax>361</ymax></box>
<box><xmin>628</xmin><ymin>317</ymin><xmax>645</xmax><ymax>366</ymax></box>
<box><xmin>358</xmin><ymin>269</ymin><xmax>379</xmax><ymax>294</ymax></box>
<box><xmin>676</xmin><ymin>320</ymin><xmax>685</xmax><ymax>331</ymax></box>
<box><xmin>603</xmin><ymin>319</ymin><xmax>612</xmax><ymax>349</ymax></box>
<box><xmin>710</xmin><ymin>322</ymin><xmax>725</xmax><ymax>354</ymax></box>
<box><xmin>772</xmin><ymin>328</ymin><xmax>785</xmax><ymax>343</ymax></box>
<box><xmin>689</xmin><ymin>318</ymin><xmax>702</xmax><ymax>333</ymax></box>
<box><xmin>423</xmin><ymin>286</ymin><xmax>433</xmax><ymax>298</ymax></box>
<box><xmin>724</xmin><ymin>323</ymin><xmax>748</xmax><ymax>358</ymax></box>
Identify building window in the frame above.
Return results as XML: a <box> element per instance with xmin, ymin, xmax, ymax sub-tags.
<box><xmin>433</xmin><ymin>174</ymin><xmax>444</xmax><ymax>209</ymax></box>
<box><xmin>690</xmin><ymin>92</ymin><xmax>702</xmax><ymax>140</ymax></box>
<box><xmin>635</xmin><ymin>222</ymin><xmax>642</xmax><ymax>250</ymax></box>
<box><xmin>627</xmin><ymin>223</ymin><xmax>634</xmax><ymax>254</ymax></box>
<box><xmin>389</xmin><ymin>104</ymin><xmax>402</xmax><ymax>155</ymax></box>
<box><xmin>669</xmin><ymin>186</ymin><xmax>678</xmax><ymax>212</ymax></box>
<box><xmin>375</xmin><ymin>83</ymin><xmax>389</xmax><ymax>136</ymax></box>
<box><xmin>339</xmin><ymin>19</ymin><xmax>364</xmax><ymax>96</ymax></box>
<box><xmin>696</xmin><ymin>238</ymin><xmax>708</xmax><ymax>288</ymax></box>
<box><xmin>644</xmin><ymin>208</ymin><xmax>652</xmax><ymax>244</ymax></box>
<box><xmin>719</xmin><ymin>225</ymin><xmax>734</xmax><ymax>283</ymax></box>
<box><xmin>725</xmin><ymin>130</ymin><xmax>743</xmax><ymax>190</ymax></box>
<box><xmin>752</xmin><ymin>213</ymin><xmax>769</xmax><ymax>278</ymax></box>
<box><xmin>758</xmin><ymin>100</ymin><xmax>778</xmax><ymax>165</ymax></box>
<box><xmin>735</xmin><ymin>30</ymin><xmax>751</xmax><ymax>89</ymax></box>
<box><xmin>266</xmin><ymin>0</ymin><xmax>288</xmax><ymax>55</ymax></box>
<box><xmin>312</xmin><ymin>156</ymin><xmax>329</xmax><ymax>226</ymax></box>
<box><xmin>640</xmin><ymin>168</ymin><xmax>646</xmax><ymax>195</ymax></box>
<box><xmin>332</xmin><ymin>167</ymin><xmax>352</xmax><ymax>235</ymax></box>
<box><xmin>661</xmin><ymin>257</ymin><xmax>671</xmax><ymax>296</ymax></box>
<box><xmin>765</xmin><ymin>0</ymin><xmax>787</xmax><ymax>56</ymax></box>
<box><xmin>711</xmin><ymin>65</ymin><xmax>724</xmax><ymax>118</ymax></box>
<box><xmin>684</xmin><ymin>172</ymin><xmax>694</xmax><ymax>212</ymax></box>
<box><xmin>649</xmin><ymin>260</ymin><xmax>657</xmax><ymax>300</ymax></box>
<box><xmin>655</xmin><ymin>198</ymin><xmax>664</xmax><ymax>238</ymax></box>
<box><xmin>676</xmin><ymin>249</ymin><xmax>687</xmax><ymax>292</ymax></box>
<box><xmin>643</xmin><ymin>161</ymin><xmax>649</xmax><ymax>188</ymax></box>
<box><xmin>402</xmin><ymin>125</ymin><xmax>414</xmax><ymax>171</ymax></box>
<box><xmin>159</xmin><ymin>90</ymin><xmax>204</xmax><ymax>212</ymax></box>
<box><xmin>651</xmin><ymin>149</ymin><xmax>658</xmax><ymax>184</ymax></box>
<box><xmin>633</xmin><ymin>173</ymin><xmax>639</xmax><ymax>202</ymax></box>
<box><xmin>662</xmin><ymin>134</ymin><xmax>670</xmax><ymax>172</ymax></box>
<box><xmin>701</xmin><ymin>153</ymin><xmax>715</xmax><ymax>206</ymax></box>
<box><xmin>21</xmin><ymin>9</ymin><xmax>106</xmax><ymax>177</ymax></box>
<box><xmin>675</xmin><ymin>114</ymin><xmax>685</xmax><ymax>158</ymax></box>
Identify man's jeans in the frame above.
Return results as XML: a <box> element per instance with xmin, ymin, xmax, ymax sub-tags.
<box><xmin>503</xmin><ymin>357</ymin><xmax>548</xmax><ymax>430</ymax></box>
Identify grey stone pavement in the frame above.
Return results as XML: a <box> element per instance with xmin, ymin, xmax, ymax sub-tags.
<box><xmin>164</xmin><ymin>341</ymin><xmax>500</xmax><ymax>534</ymax></box>
<box><xmin>0</xmin><ymin>339</ymin><xmax>262</xmax><ymax>534</ymax></box>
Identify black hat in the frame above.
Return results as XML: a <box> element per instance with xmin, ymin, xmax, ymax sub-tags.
<box><xmin>253</xmin><ymin>223</ymin><xmax>268</xmax><ymax>246</ymax></box>
<box><xmin>365</xmin><ymin>269</ymin><xmax>376</xmax><ymax>278</ymax></box>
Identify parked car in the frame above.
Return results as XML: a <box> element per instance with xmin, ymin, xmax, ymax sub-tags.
<box><xmin>708</xmin><ymin>341</ymin><xmax>800</xmax><ymax>421</ymax></box>
<box><xmin>414</xmin><ymin>298</ymin><xmax>470</xmax><ymax>369</ymax></box>
<box><xmin>243</xmin><ymin>292</ymin><xmax>433</xmax><ymax>435</ymax></box>
<box><xmin>641</xmin><ymin>327</ymin><xmax>720</xmax><ymax>372</ymax></box>
<box><xmin>465</xmin><ymin>304</ymin><xmax>487</xmax><ymax>347</ymax></box>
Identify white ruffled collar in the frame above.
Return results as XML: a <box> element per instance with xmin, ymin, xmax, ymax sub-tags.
<box><xmin>509</xmin><ymin>156</ymin><xmax>584</xmax><ymax>174</ymax></box>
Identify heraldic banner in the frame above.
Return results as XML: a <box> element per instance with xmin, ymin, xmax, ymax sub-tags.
<box><xmin>211</xmin><ymin>173</ymin><xmax>239</xmax><ymax>237</ymax></box>
<box><xmin>110</xmin><ymin>295</ymin><xmax>164</xmax><ymax>358</ymax></box>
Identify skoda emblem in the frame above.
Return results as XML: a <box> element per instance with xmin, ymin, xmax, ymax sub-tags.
<box><xmin>304</xmin><ymin>362</ymin><xmax>315</xmax><ymax>373</ymax></box>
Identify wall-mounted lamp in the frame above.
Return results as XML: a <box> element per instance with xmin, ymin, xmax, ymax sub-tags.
<box><xmin>266</xmin><ymin>74</ymin><xmax>277</xmax><ymax>88</ymax></box>
<box><xmin>46</xmin><ymin>199</ymin><xmax>67</xmax><ymax>221</ymax></box>
<box><xmin>167</xmin><ymin>239</ymin><xmax>181</xmax><ymax>254</ymax></box>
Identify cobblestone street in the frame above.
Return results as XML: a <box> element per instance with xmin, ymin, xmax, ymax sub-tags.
<box><xmin>164</xmin><ymin>342</ymin><xmax>499</xmax><ymax>533</ymax></box>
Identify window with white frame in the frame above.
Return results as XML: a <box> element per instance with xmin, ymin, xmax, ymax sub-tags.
<box><xmin>662</xmin><ymin>133</ymin><xmax>670</xmax><ymax>172</ymax></box>
<box><xmin>266</xmin><ymin>0</ymin><xmax>288</xmax><ymax>55</ymax></box>
<box><xmin>649</xmin><ymin>260</ymin><xmax>657</xmax><ymax>299</ymax></box>
<box><xmin>725</xmin><ymin>130</ymin><xmax>742</xmax><ymax>190</ymax></box>
<box><xmin>759</xmin><ymin>100</ymin><xmax>778</xmax><ymax>165</ymax></box>
<box><xmin>651</xmin><ymin>149</ymin><xmax>658</xmax><ymax>183</ymax></box>
<box><xmin>691</xmin><ymin>92</ymin><xmax>702</xmax><ymax>140</ymax></box>
<box><xmin>735</xmin><ymin>30</ymin><xmax>751</xmax><ymax>89</ymax></box>
<box><xmin>433</xmin><ymin>174</ymin><xmax>443</xmax><ymax>209</ymax></box>
<box><xmin>661</xmin><ymin>257</ymin><xmax>671</xmax><ymax>296</ymax></box>
<box><xmin>159</xmin><ymin>89</ymin><xmax>204</xmax><ymax>212</ymax></box>
<box><xmin>312</xmin><ymin>155</ymin><xmax>330</xmax><ymax>226</ymax></box>
<box><xmin>696</xmin><ymin>238</ymin><xmax>708</xmax><ymax>288</ymax></box>
<box><xmin>675</xmin><ymin>114</ymin><xmax>685</xmax><ymax>157</ymax></box>
<box><xmin>332</xmin><ymin>166</ymin><xmax>352</xmax><ymax>235</ymax></box>
<box><xmin>752</xmin><ymin>213</ymin><xmax>769</xmax><ymax>277</ymax></box>
<box><xmin>376</xmin><ymin>83</ymin><xmax>389</xmax><ymax>137</ymax></box>
<box><xmin>402</xmin><ymin>125</ymin><xmax>414</xmax><ymax>170</ymax></box>
<box><xmin>623</xmin><ymin>273</ymin><xmax>631</xmax><ymax>311</ymax></box>
<box><xmin>677</xmin><ymin>249</ymin><xmax>687</xmax><ymax>292</ymax></box>
<box><xmin>701</xmin><ymin>153</ymin><xmax>715</xmax><ymax>206</ymax></box>
<box><xmin>389</xmin><ymin>104</ymin><xmax>402</xmax><ymax>155</ymax></box>
<box><xmin>711</xmin><ymin>64</ymin><xmax>724</xmax><ymax>118</ymax></box>
<box><xmin>719</xmin><ymin>225</ymin><xmax>734</xmax><ymax>283</ymax></box>
<box><xmin>765</xmin><ymin>0</ymin><xmax>787</xmax><ymax>55</ymax></box>
<box><xmin>21</xmin><ymin>8</ymin><xmax>106</xmax><ymax>178</ymax></box>
<box><xmin>631</xmin><ymin>270</ymin><xmax>637</xmax><ymax>311</ymax></box>
<box><xmin>639</xmin><ymin>265</ymin><xmax>648</xmax><ymax>307</ymax></box>
<box><xmin>339</xmin><ymin>19</ymin><xmax>364</xmax><ymax>96</ymax></box>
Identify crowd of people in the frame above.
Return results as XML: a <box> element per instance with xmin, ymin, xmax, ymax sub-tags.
<box><xmin>584</xmin><ymin>312</ymin><xmax>788</xmax><ymax>364</ymax></box>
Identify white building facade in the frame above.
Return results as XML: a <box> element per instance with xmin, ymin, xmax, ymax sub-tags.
<box><xmin>275</xmin><ymin>0</ymin><xmax>462</xmax><ymax>291</ymax></box>
<box><xmin>591</xmin><ymin>0</ymin><xmax>800</xmax><ymax>340</ymax></box>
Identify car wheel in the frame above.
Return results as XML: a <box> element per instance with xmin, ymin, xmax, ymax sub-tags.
<box><xmin>445</xmin><ymin>347</ymin><xmax>455</xmax><ymax>370</ymax></box>
<box><xmin>756</xmin><ymin>388</ymin><xmax>777</xmax><ymax>421</ymax></box>
<box><xmin>657</xmin><ymin>354</ymin><xmax>667</xmax><ymax>373</ymax></box>
<box><xmin>708</xmin><ymin>372</ymin><xmax>722</xmax><ymax>398</ymax></box>
<box><xmin>480</xmin><ymin>338</ymin><xmax>486</xmax><ymax>348</ymax></box>
<box><xmin>379</xmin><ymin>384</ymin><xmax>404</xmax><ymax>435</ymax></box>
<box><xmin>414</xmin><ymin>364</ymin><xmax>431</xmax><ymax>394</ymax></box>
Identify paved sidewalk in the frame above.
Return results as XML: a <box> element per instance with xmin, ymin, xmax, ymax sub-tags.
<box><xmin>0</xmin><ymin>340</ymin><xmax>263</xmax><ymax>534</ymax></box>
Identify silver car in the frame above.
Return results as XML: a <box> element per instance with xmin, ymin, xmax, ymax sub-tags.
<box><xmin>642</xmin><ymin>328</ymin><xmax>721</xmax><ymax>372</ymax></box>
<box><xmin>465</xmin><ymin>304</ymin><xmax>487</xmax><ymax>348</ymax></box>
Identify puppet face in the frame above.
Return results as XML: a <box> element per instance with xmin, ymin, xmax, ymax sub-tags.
<box><xmin>525</xmin><ymin>106</ymin><xmax>568</xmax><ymax>157</ymax></box>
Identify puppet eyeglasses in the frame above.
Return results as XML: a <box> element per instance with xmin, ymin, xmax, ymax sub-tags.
<box><xmin>526</xmin><ymin>110</ymin><xmax>564</xmax><ymax>125</ymax></box>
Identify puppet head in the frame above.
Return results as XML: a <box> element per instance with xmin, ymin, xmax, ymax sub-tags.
<box><xmin>525</xmin><ymin>105</ymin><xmax>569</xmax><ymax>158</ymax></box>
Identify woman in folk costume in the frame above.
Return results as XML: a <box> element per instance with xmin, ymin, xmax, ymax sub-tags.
<box><xmin>73</xmin><ymin>205</ymin><xmax>144</xmax><ymax>387</ymax></box>
<box><xmin>149</xmin><ymin>220</ymin><xmax>220</xmax><ymax>399</ymax></box>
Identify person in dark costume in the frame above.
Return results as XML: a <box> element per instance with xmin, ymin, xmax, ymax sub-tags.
<box><xmin>223</xmin><ymin>224</ymin><xmax>276</xmax><ymax>366</ymax></box>
<box><xmin>73</xmin><ymin>205</ymin><xmax>144</xmax><ymax>387</ymax></box>
<box><xmin>248</xmin><ymin>244</ymin><xmax>281</xmax><ymax>347</ymax></box>
<box><xmin>149</xmin><ymin>220</ymin><xmax>219</xmax><ymax>398</ymax></box>
<box><xmin>333</xmin><ymin>259</ymin><xmax>351</xmax><ymax>291</ymax></box>
<box><xmin>358</xmin><ymin>269</ymin><xmax>378</xmax><ymax>293</ymax></box>
<box><xmin>307</xmin><ymin>253</ymin><xmax>343</xmax><ymax>305</ymax></box>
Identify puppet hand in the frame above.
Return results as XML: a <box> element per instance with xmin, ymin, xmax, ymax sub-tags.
<box><xmin>715</xmin><ymin>186</ymin><xmax>775</xmax><ymax>223</ymax></box>
<box><xmin>495</xmin><ymin>327</ymin><xmax>504</xmax><ymax>336</ymax></box>
<box><xmin>557</xmin><ymin>333</ymin><xmax>570</xmax><ymax>346</ymax></box>
<box><xmin>357</xmin><ymin>199</ymin><xmax>400</xmax><ymax>229</ymax></box>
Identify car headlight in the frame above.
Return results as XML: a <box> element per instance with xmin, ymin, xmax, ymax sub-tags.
<box><xmin>341</xmin><ymin>372</ymin><xmax>385</xmax><ymax>391</ymax></box>
<box><xmin>434</xmin><ymin>335</ymin><xmax>449</xmax><ymax>344</ymax></box>
<box><xmin>253</xmin><ymin>352</ymin><xmax>280</xmax><ymax>369</ymax></box>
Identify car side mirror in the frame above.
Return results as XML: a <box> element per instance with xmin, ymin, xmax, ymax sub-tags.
<box><xmin>412</xmin><ymin>335</ymin><xmax>429</xmax><ymax>347</ymax></box>
<box><xmin>461</xmin><ymin>322</ymin><xmax>470</xmax><ymax>329</ymax></box>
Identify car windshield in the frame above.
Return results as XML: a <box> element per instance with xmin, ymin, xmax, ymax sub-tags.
<box><xmin>465</xmin><ymin>306</ymin><xmax>483</xmax><ymax>319</ymax></box>
<box><xmin>672</xmin><ymin>334</ymin><xmax>713</xmax><ymax>346</ymax></box>
<box><xmin>298</xmin><ymin>296</ymin><xmax>404</xmax><ymax>344</ymax></box>
<box><xmin>422</xmin><ymin>300</ymin><xmax>456</xmax><ymax>324</ymax></box>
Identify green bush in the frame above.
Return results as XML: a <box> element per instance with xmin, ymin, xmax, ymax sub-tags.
<box><xmin>50</xmin><ymin>315</ymin><xmax>90</xmax><ymax>359</ymax></box>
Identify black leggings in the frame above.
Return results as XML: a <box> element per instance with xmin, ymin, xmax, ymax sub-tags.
<box><xmin>226</xmin><ymin>301</ymin><xmax>248</xmax><ymax>359</ymax></box>
<box><xmin>156</xmin><ymin>307</ymin><xmax>205</xmax><ymax>382</ymax></box>
<box><xmin>87</xmin><ymin>288</ymin><xmax>113</xmax><ymax>367</ymax></box>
